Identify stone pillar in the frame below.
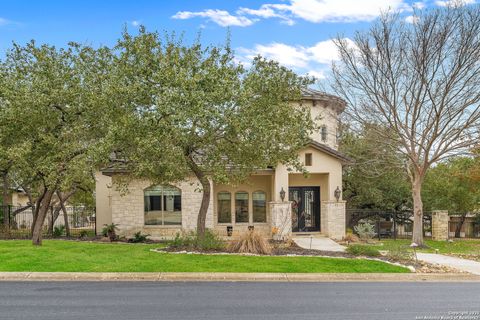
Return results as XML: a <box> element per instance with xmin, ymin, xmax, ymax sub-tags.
<box><xmin>321</xmin><ymin>200</ymin><xmax>346</xmax><ymax>240</ymax></box>
<box><xmin>432</xmin><ymin>210</ymin><xmax>449</xmax><ymax>241</ymax></box>
<box><xmin>269</xmin><ymin>201</ymin><xmax>292</xmax><ymax>241</ymax></box>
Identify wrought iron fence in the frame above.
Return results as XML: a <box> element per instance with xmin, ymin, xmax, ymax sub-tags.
<box><xmin>448</xmin><ymin>213</ymin><xmax>480</xmax><ymax>239</ymax></box>
<box><xmin>346</xmin><ymin>209</ymin><xmax>432</xmax><ymax>240</ymax></box>
<box><xmin>0</xmin><ymin>205</ymin><xmax>96</xmax><ymax>239</ymax></box>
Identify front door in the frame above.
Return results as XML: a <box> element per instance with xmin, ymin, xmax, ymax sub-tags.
<box><xmin>289</xmin><ymin>187</ymin><xmax>320</xmax><ymax>232</ymax></box>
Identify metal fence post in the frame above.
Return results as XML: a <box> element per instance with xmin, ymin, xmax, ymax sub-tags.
<box><xmin>393</xmin><ymin>212</ymin><xmax>397</xmax><ymax>241</ymax></box>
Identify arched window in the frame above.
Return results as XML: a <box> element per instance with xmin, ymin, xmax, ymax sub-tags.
<box><xmin>235</xmin><ymin>191</ymin><xmax>249</xmax><ymax>223</ymax></box>
<box><xmin>144</xmin><ymin>185</ymin><xmax>181</xmax><ymax>226</ymax></box>
<box><xmin>321</xmin><ymin>125</ymin><xmax>327</xmax><ymax>142</ymax></box>
<box><xmin>252</xmin><ymin>191</ymin><xmax>267</xmax><ymax>223</ymax></box>
<box><xmin>217</xmin><ymin>192</ymin><xmax>232</xmax><ymax>223</ymax></box>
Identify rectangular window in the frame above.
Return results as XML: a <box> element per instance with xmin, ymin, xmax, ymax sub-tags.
<box><xmin>144</xmin><ymin>185</ymin><xmax>181</xmax><ymax>226</ymax></box>
<box><xmin>235</xmin><ymin>192</ymin><xmax>249</xmax><ymax>223</ymax></box>
<box><xmin>253</xmin><ymin>191</ymin><xmax>267</xmax><ymax>223</ymax></box>
<box><xmin>217</xmin><ymin>192</ymin><xmax>232</xmax><ymax>223</ymax></box>
<box><xmin>305</xmin><ymin>153</ymin><xmax>312</xmax><ymax>166</ymax></box>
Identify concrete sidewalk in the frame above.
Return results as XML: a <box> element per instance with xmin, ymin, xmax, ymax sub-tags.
<box><xmin>417</xmin><ymin>253</ymin><xmax>480</xmax><ymax>275</ymax></box>
<box><xmin>292</xmin><ymin>235</ymin><xmax>346</xmax><ymax>252</ymax></box>
<box><xmin>0</xmin><ymin>272</ymin><xmax>479</xmax><ymax>282</ymax></box>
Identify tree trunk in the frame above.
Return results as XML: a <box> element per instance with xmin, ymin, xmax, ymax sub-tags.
<box><xmin>31</xmin><ymin>189</ymin><xmax>55</xmax><ymax>246</ymax></box>
<box><xmin>454</xmin><ymin>212</ymin><xmax>467</xmax><ymax>238</ymax></box>
<box><xmin>2</xmin><ymin>171</ymin><xmax>9</xmax><ymax>228</ymax></box>
<box><xmin>187</xmin><ymin>156</ymin><xmax>210</xmax><ymax>238</ymax></box>
<box><xmin>31</xmin><ymin>188</ymin><xmax>47</xmax><ymax>235</ymax></box>
<box><xmin>411</xmin><ymin>176</ymin><xmax>424</xmax><ymax>246</ymax></box>
<box><xmin>48</xmin><ymin>205</ymin><xmax>60</xmax><ymax>236</ymax></box>
<box><xmin>60</xmin><ymin>200</ymin><xmax>70</xmax><ymax>237</ymax></box>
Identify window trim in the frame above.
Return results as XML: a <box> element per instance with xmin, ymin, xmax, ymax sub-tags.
<box><xmin>252</xmin><ymin>190</ymin><xmax>267</xmax><ymax>223</ymax></box>
<box><xmin>217</xmin><ymin>191</ymin><xmax>232</xmax><ymax>225</ymax></box>
<box><xmin>144</xmin><ymin>184</ymin><xmax>182</xmax><ymax>227</ymax></box>
<box><xmin>305</xmin><ymin>153</ymin><xmax>313</xmax><ymax>166</ymax></box>
<box><xmin>320</xmin><ymin>125</ymin><xmax>327</xmax><ymax>142</ymax></box>
<box><xmin>234</xmin><ymin>191</ymin><xmax>250</xmax><ymax>224</ymax></box>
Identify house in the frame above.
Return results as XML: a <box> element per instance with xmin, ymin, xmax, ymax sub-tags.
<box><xmin>4</xmin><ymin>187</ymin><xmax>30</xmax><ymax>207</ymax></box>
<box><xmin>95</xmin><ymin>89</ymin><xmax>350</xmax><ymax>240</ymax></box>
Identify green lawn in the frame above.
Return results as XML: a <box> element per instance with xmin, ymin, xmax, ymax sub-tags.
<box><xmin>0</xmin><ymin>240</ymin><xmax>409</xmax><ymax>273</ymax></box>
<box><xmin>361</xmin><ymin>239</ymin><xmax>480</xmax><ymax>255</ymax></box>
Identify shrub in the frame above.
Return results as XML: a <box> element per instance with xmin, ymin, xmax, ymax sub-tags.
<box><xmin>78</xmin><ymin>230</ymin><xmax>94</xmax><ymax>239</ymax></box>
<box><xmin>171</xmin><ymin>230</ymin><xmax>225</xmax><ymax>251</ymax></box>
<box><xmin>228</xmin><ymin>230</ymin><xmax>272</xmax><ymax>255</ymax></box>
<box><xmin>102</xmin><ymin>223</ymin><xmax>119</xmax><ymax>242</ymax></box>
<box><xmin>346</xmin><ymin>244</ymin><xmax>381</xmax><ymax>257</ymax></box>
<box><xmin>354</xmin><ymin>222</ymin><xmax>376</xmax><ymax>242</ymax></box>
<box><xmin>53</xmin><ymin>225</ymin><xmax>65</xmax><ymax>238</ymax></box>
<box><xmin>344</xmin><ymin>232</ymin><xmax>360</xmax><ymax>243</ymax></box>
<box><xmin>387</xmin><ymin>246</ymin><xmax>414</xmax><ymax>261</ymax></box>
<box><xmin>129</xmin><ymin>231</ymin><xmax>150</xmax><ymax>243</ymax></box>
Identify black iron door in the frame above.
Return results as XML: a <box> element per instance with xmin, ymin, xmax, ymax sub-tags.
<box><xmin>289</xmin><ymin>187</ymin><xmax>320</xmax><ymax>232</ymax></box>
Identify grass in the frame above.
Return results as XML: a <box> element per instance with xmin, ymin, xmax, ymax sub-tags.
<box><xmin>0</xmin><ymin>240</ymin><xmax>409</xmax><ymax>273</ymax></box>
<box><xmin>356</xmin><ymin>239</ymin><xmax>480</xmax><ymax>255</ymax></box>
<box><xmin>346</xmin><ymin>244</ymin><xmax>381</xmax><ymax>257</ymax></box>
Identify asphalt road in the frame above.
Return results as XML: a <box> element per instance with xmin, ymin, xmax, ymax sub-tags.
<box><xmin>0</xmin><ymin>281</ymin><xmax>479</xmax><ymax>320</ymax></box>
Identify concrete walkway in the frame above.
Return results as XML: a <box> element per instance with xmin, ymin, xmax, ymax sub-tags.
<box><xmin>292</xmin><ymin>235</ymin><xmax>346</xmax><ymax>252</ymax></box>
<box><xmin>417</xmin><ymin>253</ymin><xmax>480</xmax><ymax>275</ymax></box>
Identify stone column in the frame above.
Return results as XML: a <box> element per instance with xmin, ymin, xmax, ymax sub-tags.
<box><xmin>321</xmin><ymin>200</ymin><xmax>346</xmax><ymax>240</ymax></box>
<box><xmin>269</xmin><ymin>201</ymin><xmax>292</xmax><ymax>241</ymax></box>
<box><xmin>431</xmin><ymin>210</ymin><xmax>449</xmax><ymax>241</ymax></box>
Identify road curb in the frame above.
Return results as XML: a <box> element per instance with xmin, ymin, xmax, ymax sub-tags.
<box><xmin>0</xmin><ymin>272</ymin><xmax>479</xmax><ymax>282</ymax></box>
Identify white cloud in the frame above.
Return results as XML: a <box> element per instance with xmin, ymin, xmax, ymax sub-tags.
<box><xmin>412</xmin><ymin>1</ymin><xmax>427</xmax><ymax>9</ymax></box>
<box><xmin>237</xmin><ymin>38</ymin><xmax>352</xmax><ymax>80</ymax></box>
<box><xmin>131</xmin><ymin>20</ymin><xmax>141</xmax><ymax>27</ymax></box>
<box><xmin>435</xmin><ymin>0</ymin><xmax>475</xmax><ymax>6</ymax></box>
<box><xmin>405</xmin><ymin>15</ymin><xmax>420</xmax><ymax>23</ymax></box>
<box><xmin>239</xmin><ymin>43</ymin><xmax>309</xmax><ymax>68</ymax></box>
<box><xmin>261</xmin><ymin>0</ymin><xmax>411</xmax><ymax>23</ymax></box>
<box><xmin>237</xmin><ymin>5</ymin><xmax>295</xmax><ymax>25</ymax></box>
<box><xmin>172</xmin><ymin>0</ymin><xmax>413</xmax><ymax>27</ymax></box>
<box><xmin>0</xmin><ymin>18</ymin><xmax>11</xmax><ymax>26</ymax></box>
<box><xmin>172</xmin><ymin>9</ymin><xmax>255</xmax><ymax>27</ymax></box>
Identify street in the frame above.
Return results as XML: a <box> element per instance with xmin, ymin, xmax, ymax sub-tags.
<box><xmin>0</xmin><ymin>281</ymin><xmax>479</xmax><ymax>320</ymax></box>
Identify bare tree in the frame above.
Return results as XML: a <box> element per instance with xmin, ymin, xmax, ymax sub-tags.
<box><xmin>332</xmin><ymin>5</ymin><xmax>480</xmax><ymax>246</ymax></box>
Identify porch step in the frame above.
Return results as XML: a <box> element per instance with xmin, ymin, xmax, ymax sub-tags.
<box><xmin>292</xmin><ymin>232</ymin><xmax>326</xmax><ymax>238</ymax></box>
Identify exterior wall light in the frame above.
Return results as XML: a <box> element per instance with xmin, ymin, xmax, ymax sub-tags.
<box><xmin>334</xmin><ymin>186</ymin><xmax>342</xmax><ymax>202</ymax></box>
<box><xmin>280</xmin><ymin>187</ymin><xmax>286</xmax><ymax>202</ymax></box>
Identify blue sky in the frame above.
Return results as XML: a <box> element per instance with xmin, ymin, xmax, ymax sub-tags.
<box><xmin>0</xmin><ymin>0</ymin><xmax>473</xmax><ymax>80</ymax></box>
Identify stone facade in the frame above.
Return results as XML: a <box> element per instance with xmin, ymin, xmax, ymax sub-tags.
<box><xmin>97</xmin><ymin>89</ymin><xmax>348</xmax><ymax>241</ymax></box>
<box><xmin>269</xmin><ymin>201</ymin><xmax>292</xmax><ymax>241</ymax></box>
<box><xmin>110</xmin><ymin>175</ymin><xmax>213</xmax><ymax>239</ymax></box>
<box><xmin>321</xmin><ymin>200</ymin><xmax>346</xmax><ymax>240</ymax></box>
<box><xmin>432</xmin><ymin>210</ymin><xmax>449</xmax><ymax>241</ymax></box>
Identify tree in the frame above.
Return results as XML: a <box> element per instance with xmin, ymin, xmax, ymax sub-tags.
<box><xmin>332</xmin><ymin>6</ymin><xmax>480</xmax><ymax>245</ymax></box>
<box><xmin>108</xmin><ymin>29</ymin><xmax>314</xmax><ymax>237</ymax></box>
<box><xmin>340</xmin><ymin>124</ymin><xmax>411</xmax><ymax>211</ymax></box>
<box><xmin>423</xmin><ymin>156</ymin><xmax>480</xmax><ymax>237</ymax></box>
<box><xmin>1</xmin><ymin>41</ymin><xmax>113</xmax><ymax>245</ymax></box>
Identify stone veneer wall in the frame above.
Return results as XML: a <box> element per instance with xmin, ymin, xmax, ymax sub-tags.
<box><xmin>431</xmin><ymin>210</ymin><xmax>449</xmax><ymax>241</ymax></box>
<box><xmin>110</xmin><ymin>175</ymin><xmax>213</xmax><ymax>239</ymax></box>
<box><xmin>269</xmin><ymin>201</ymin><xmax>292</xmax><ymax>240</ymax></box>
<box><xmin>321</xmin><ymin>200</ymin><xmax>346</xmax><ymax>240</ymax></box>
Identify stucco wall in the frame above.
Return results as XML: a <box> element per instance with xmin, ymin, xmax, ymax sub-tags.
<box><xmin>273</xmin><ymin>147</ymin><xmax>343</xmax><ymax>202</ymax></box>
<box><xmin>95</xmin><ymin>171</ymin><xmax>112</xmax><ymax>234</ymax></box>
<box><xmin>306</xmin><ymin>100</ymin><xmax>340</xmax><ymax>149</ymax></box>
<box><xmin>109</xmin><ymin>175</ymin><xmax>214</xmax><ymax>238</ymax></box>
